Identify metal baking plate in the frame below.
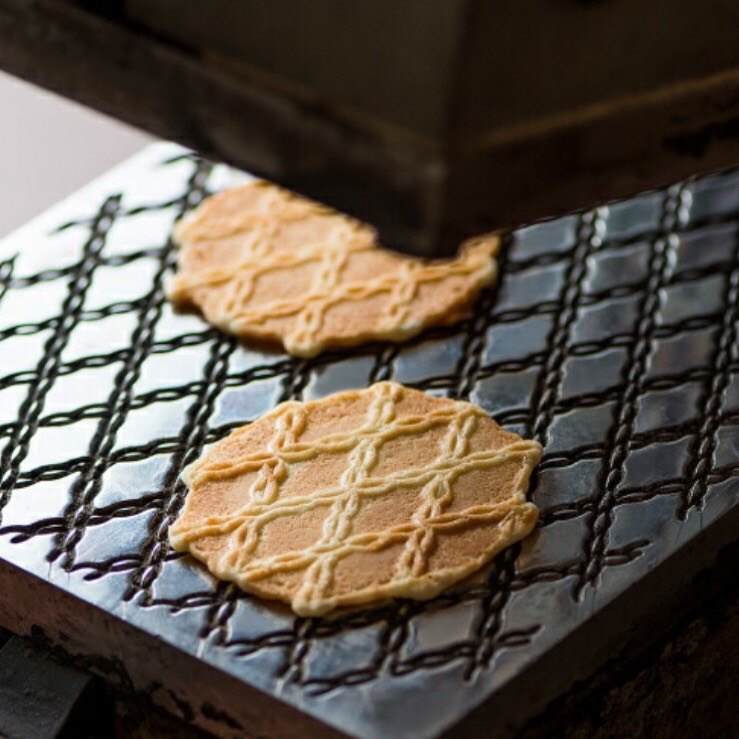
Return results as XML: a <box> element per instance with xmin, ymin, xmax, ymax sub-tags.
<box><xmin>0</xmin><ymin>143</ymin><xmax>736</xmax><ymax>738</ymax></box>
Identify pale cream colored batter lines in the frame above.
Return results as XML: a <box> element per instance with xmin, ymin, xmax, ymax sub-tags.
<box><xmin>188</xmin><ymin>403</ymin><xmax>484</xmax><ymax>487</ymax></box>
<box><xmin>382</xmin><ymin>261</ymin><xmax>419</xmax><ymax>329</ymax></box>
<box><xmin>171</xmin><ymin>438</ymin><xmax>539</xmax><ymax>552</ymax></box>
<box><xmin>290</xmin><ymin>243</ymin><xmax>352</xmax><ymax>355</ymax></box>
<box><xmin>170</xmin><ymin>179</ymin><xmax>365</xmax><ymax>310</ymax></box>
<box><xmin>207</xmin><ymin>236</ymin><xmax>483</xmax><ymax>317</ymax></box>
<box><xmin>396</xmin><ymin>410</ymin><xmax>477</xmax><ymax>579</ymax></box>
<box><xmin>168</xmin><ymin>238</ymin><xmax>373</xmax><ymax>305</ymax></box>
<box><xmin>231</xmin><ymin>500</ymin><xmax>522</xmax><ymax>583</ymax></box>
<box><xmin>222</xmin><ymin>244</ymin><xmax>490</xmax><ymax>330</ymax></box>
<box><xmin>205</xmin><ymin>384</ymin><xmax>472</xmax><ymax>445</ymax></box>
<box><xmin>241</xmin><ymin>406</ymin><xmax>305</xmax><ymax>507</ymax></box>
<box><xmin>292</xmin><ymin>383</ymin><xmax>400</xmax><ymax>612</ymax></box>
<box><xmin>174</xmin><ymin>180</ymin><xmax>323</xmax><ymax>244</ymax></box>
<box><xmin>220</xmin><ymin>404</ymin><xmax>306</xmax><ymax>572</ymax></box>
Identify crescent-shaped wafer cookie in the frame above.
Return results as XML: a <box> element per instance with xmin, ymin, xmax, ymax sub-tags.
<box><xmin>167</xmin><ymin>182</ymin><xmax>498</xmax><ymax>356</ymax></box>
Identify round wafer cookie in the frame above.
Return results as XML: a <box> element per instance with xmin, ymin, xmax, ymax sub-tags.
<box><xmin>169</xmin><ymin>382</ymin><xmax>541</xmax><ymax>616</ymax></box>
<box><xmin>167</xmin><ymin>182</ymin><xmax>498</xmax><ymax>357</ymax></box>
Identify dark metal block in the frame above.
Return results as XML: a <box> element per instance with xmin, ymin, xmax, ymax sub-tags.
<box><xmin>5</xmin><ymin>2</ymin><xmax>739</xmax><ymax>254</ymax></box>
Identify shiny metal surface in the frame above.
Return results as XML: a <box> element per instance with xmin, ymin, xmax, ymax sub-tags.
<box><xmin>0</xmin><ymin>143</ymin><xmax>737</xmax><ymax>738</ymax></box>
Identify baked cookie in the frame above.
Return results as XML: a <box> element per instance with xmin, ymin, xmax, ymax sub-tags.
<box><xmin>167</xmin><ymin>182</ymin><xmax>498</xmax><ymax>357</ymax></box>
<box><xmin>169</xmin><ymin>382</ymin><xmax>541</xmax><ymax>616</ymax></box>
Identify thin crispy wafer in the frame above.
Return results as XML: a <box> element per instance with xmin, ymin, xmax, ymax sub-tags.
<box><xmin>167</xmin><ymin>182</ymin><xmax>498</xmax><ymax>356</ymax></box>
<box><xmin>170</xmin><ymin>382</ymin><xmax>541</xmax><ymax>616</ymax></box>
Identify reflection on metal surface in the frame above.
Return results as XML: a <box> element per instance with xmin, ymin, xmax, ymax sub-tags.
<box><xmin>0</xmin><ymin>144</ymin><xmax>737</xmax><ymax>738</ymax></box>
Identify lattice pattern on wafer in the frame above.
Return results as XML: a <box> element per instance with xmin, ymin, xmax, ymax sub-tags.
<box><xmin>169</xmin><ymin>382</ymin><xmax>541</xmax><ymax>615</ymax></box>
<box><xmin>166</xmin><ymin>182</ymin><xmax>498</xmax><ymax>357</ymax></box>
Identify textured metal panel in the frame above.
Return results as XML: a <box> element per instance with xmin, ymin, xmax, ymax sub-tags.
<box><xmin>0</xmin><ymin>143</ymin><xmax>737</xmax><ymax>738</ymax></box>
